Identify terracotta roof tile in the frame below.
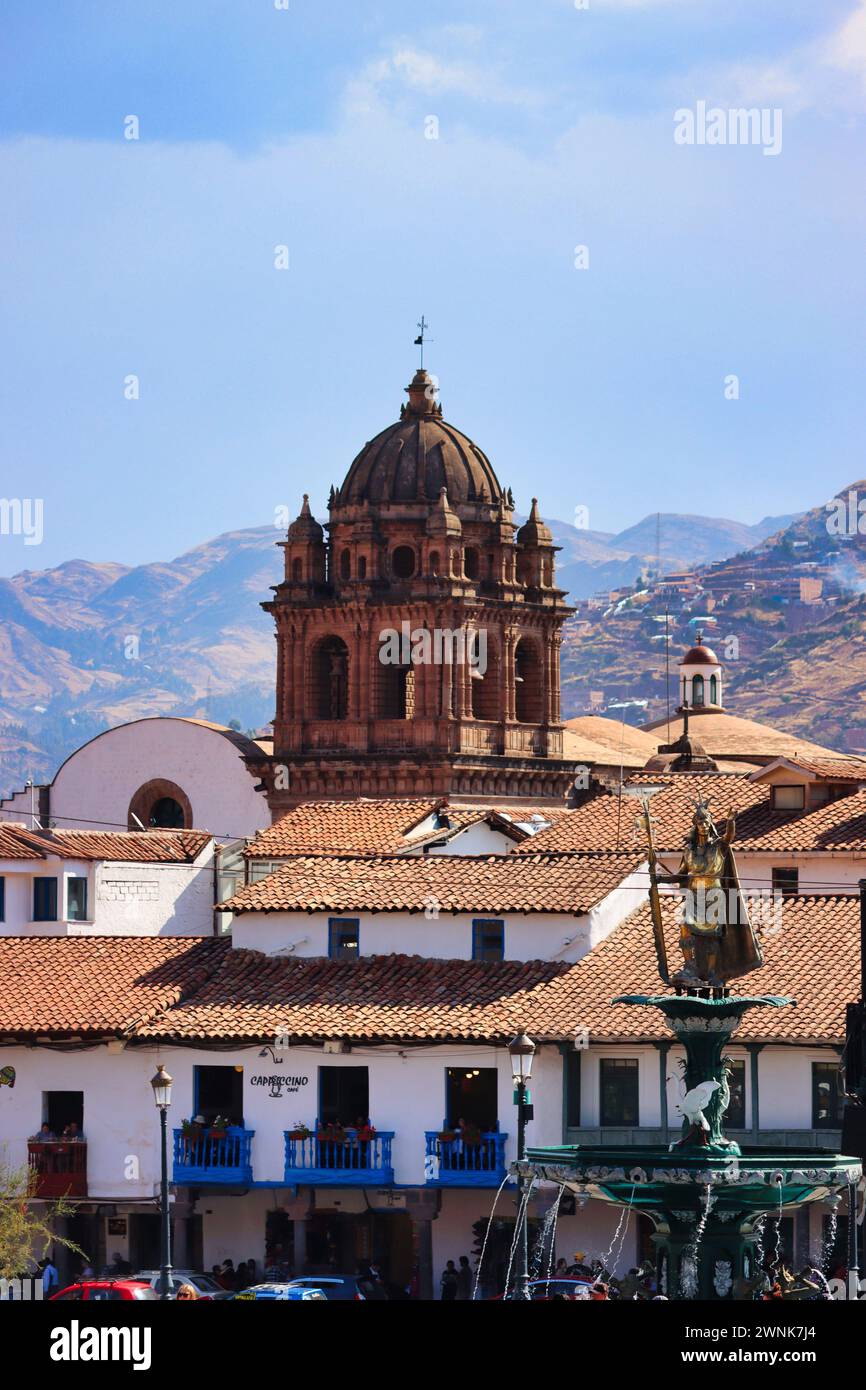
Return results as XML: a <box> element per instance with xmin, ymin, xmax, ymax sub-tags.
<box><xmin>138</xmin><ymin>950</ymin><xmax>575</xmax><ymax>1044</ymax></box>
<box><xmin>541</xmin><ymin>894</ymin><xmax>861</xmax><ymax>1044</ymax></box>
<box><xmin>8</xmin><ymin>827</ymin><xmax>211</xmax><ymax>863</ymax></box>
<box><xmin>0</xmin><ymin>823</ymin><xmax>46</xmax><ymax>859</ymax></box>
<box><xmin>0</xmin><ymin>937</ymin><xmax>225</xmax><ymax>1039</ymax></box>
<box><xmin>244</xmin><ymin>798</ymin><xmax>568</xmax><ymax>859</ymax></box>
<box><xmin>511</xmin><ymin>773</ymin><xmax>866</xmax><ymax>856</ymax></box>
<box><xmin>221</xmin><ymin>850</ymin><xmax>643</xmax><ymax>916</ymax></box>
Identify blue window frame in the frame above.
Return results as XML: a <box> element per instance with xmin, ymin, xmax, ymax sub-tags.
<box><xmin>328</xmin><ymin>918</ymin><xmax>359</xmax><ymax>960</ymax></box>
<box><xmin>33</xmin><ymin>877</ymin><xmax>58</xmax><ymax>923</ymax></box>
<box><xmin>472</xmin><ymin>919</ymin><xmax>504</xmax><ymax>962</ymax></box>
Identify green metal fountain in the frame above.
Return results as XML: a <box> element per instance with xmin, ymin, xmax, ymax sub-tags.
<box><xmin>519</xmin><ymin>794</ymin><xmax>862</xmax><ymax>1299</ymax></box>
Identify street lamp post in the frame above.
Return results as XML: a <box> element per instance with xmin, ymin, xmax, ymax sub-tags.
<box><xmin>508</xmin><ymin>1031</ymin><xmax>536</xmax><ymax>1301</ymax></box>
<box><xmin>150</xmin><ymin>1064</ymin><xmax>173</xmax><ymax>1301</ymax></box>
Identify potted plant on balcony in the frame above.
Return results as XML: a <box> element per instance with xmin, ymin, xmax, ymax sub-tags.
<box><xmin>462</xmin><ymin>1123</ymin><xmax>482</xmax><ymax>1147</ymax></box>
<box><xmin>287</xmin><ymin>1122</ymin><xmax>311</xmax><ymax>1140</ymax></box>
<box><xmin>181</xmin><ymin>1117</ymin><xmax>204</xmax><ymax>1153</ymax></box>
<box><xmin>437</xmin><ymin>1128</ymin><xmax>457</xmax><ymax>1143</ymax></box>
<box><xmin>355</xmin><ymin>1121</ymin><xmax>376</xmax><ymax>1143</ymax></box>
<box><xmin>208</xmin><ymin>1115</ymin><xmax>230</xmax><ymax>1141</ymax></box>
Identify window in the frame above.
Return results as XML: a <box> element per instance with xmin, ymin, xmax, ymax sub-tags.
<box><xmin>357</xmin><ymin>555</ymin><xmax>367</xmax><ymax>580</ymax></box>
<box><xmin>599</xmin><ymin>1058</ymin><xmax>639</xmax><ymax>1127</ymax></box>
<box><xmin>391</xmin><ymin>545</ymin><xmax>416</xmax><ymax>579</ymax></box>
<box><xmin>464</xmin><ymin>547</ymin><xmax>480</xmax><ymax>580</ymax></box>
<box><xmin>292</xmin><ymin>557</ymin><xmax>302</xmax><ymax>581</ymax></box>
<box><xmin>445</xmin><ymin>1066</ymin><xmax>498</xmax><ymax>1130</ymax></box>
<box><xmin>565</xmin><ymin>1050</ymin><xmax>582</xmax><ymax>1129</ymax></box>
<box><xmin>812</xmin><ymin>1062</ymin><xmax>843</xmax><ymax>1129</ymax></box>
<box><xmin>329</xmin><ymin>918</ymin><xmax>359</xmax><ymax>960</ymax></box>
<box><xmin>45</xmin><ymin>1091</ymin><xmax>84</xmax><ymax>1136</ymax></box>
<box><xmin>771</xmin><ymin>867</ymin><xmax>798</xmax><ymax>897</ymax></box>
<box><xmin>194</xmin><ymin>1065</ymin><xmax>243</xmax><ymax>1127</ymax></box>
<box><xmin>472</xmin><ymin>919</ymin><xmax>504</xmax><ymax>962</ymax></box>
<box><xmin>772</xmin><ymin>785</ymin><xmax>805</xmax><ymax>811</ymax></box>
<box><xmin>726</xmin><ymin>1060</ymin><xmax>746</xmax><ymax>1129</ymax></box>
<box><xmin>66</xmin><ymin>876</ymin><xmax>88</xmax><ymax>921</ymax></box>
<box><xmin>709</xmin><ymin>674</ymin><xmax>719</xmax><ymax>705</ymax></box>
<box><xmin>0</xmin><ymin>876</ymin><xmax>4</xmax><ymax>922</ymax></box>
<box><xmin>320</xmin><ymin>1066</ymin><xmax>369</xmax><ymax>1125</ymax></box>
<box><xmin>692</xmin><ymin>674</ymin><xmax>705</xmax><ymax>706</ymax></box>
<box><xmin>149</xmin><ymin>797</ymin><xmax>185</xmax><ymax>828</ymax></box>
<box><xmin>339</xmin><ymin>548</ymin><xmax>351</xmax><ymax>581</ymax></box>
<box><xmin>33</xmin><ymin>877</ymin><xmax>58</xmax><ymax>922</ymax></box>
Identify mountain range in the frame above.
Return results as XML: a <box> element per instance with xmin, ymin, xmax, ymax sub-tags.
<box><xmin>2</xmin><ymin>497</ymin><xmax>855</xmax><ymax>798</ymax></box>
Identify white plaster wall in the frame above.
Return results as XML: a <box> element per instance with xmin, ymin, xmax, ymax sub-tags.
<box><xmin>0</xmin><ymin>853</ymin><xmax>214</xmax><ymax>936</ymax></box>
<box><xmin>49</xmin><ymin>718</ymin><xmax>270</xmax><ymax>838</ymax></box>
<box><xmin>231</xmin><ymin>880</ymin><xmax>643</xmax><ymax>964</ymax></box>
<box><xmin>0</xmin><ymin>789</ymin><xmax>39</xmax><ymax>824</ymax></box>
<box><xmin>0</xmin><ymin>1042</ymin><xmax>562</xmax><ymax>1197</ymax></box>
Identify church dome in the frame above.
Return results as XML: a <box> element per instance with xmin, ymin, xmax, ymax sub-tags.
<box><xmin>680</xmin><ymin>633</ymin><xmax>719</xmax><ymax>666</ymax></box>
<box><xmin>336</xmin><ymin>370</ymin><xmax>503</xmax><ymax>508</ymax></box>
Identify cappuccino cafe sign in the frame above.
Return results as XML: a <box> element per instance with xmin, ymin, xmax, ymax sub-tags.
<box><xmin>251</xmin><ymin>1073</ymin><xmax>311</xmax><ymax>1099</ymax></box>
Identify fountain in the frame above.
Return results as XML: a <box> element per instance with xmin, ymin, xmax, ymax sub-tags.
<box><xmin>517</xmin><ymin>794</ymin><xmax>862</xmax><ymax>1299</ymax></box>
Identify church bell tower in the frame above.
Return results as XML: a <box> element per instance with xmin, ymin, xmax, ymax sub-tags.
<box><xmin>250</xmin><ymin>368</ymin><xmax>576</xmax><ymax>812</ymax></box>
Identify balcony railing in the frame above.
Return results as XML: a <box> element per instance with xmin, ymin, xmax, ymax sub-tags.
<box><xmin>424</xmin><ymin>1131</ymin><xmax>508</xmax><ymax>1187</ymax></box>
<box><xmin>172</xmin><ymin>1127</ymin><xmax>254</xmax><ymax>1185</ymax></box>
<box><xmin>284</xmin><ymin>1125</ymin><xmax>394</xmax><ymax>1186</ymax></box>
<box><xmin>28</xmin><ymin>1141</ymin><xmax>87</xmax><ymax>1199</ymax></box>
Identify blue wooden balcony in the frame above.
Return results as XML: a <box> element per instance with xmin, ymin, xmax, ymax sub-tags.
<box><xmin>173</xmin><ymin>1127</ymin><xmax>254</xmax><ymax>1185</ymax></box>
<box><xmin>284</xmin><ymin>1125</ymin><xmax>394</xmax><ymax>1186</ymax></box>
<box><xmin>424</xmin><ymin>1130</ymin><xmax>508</xmax><ymax>1187</ymax></box>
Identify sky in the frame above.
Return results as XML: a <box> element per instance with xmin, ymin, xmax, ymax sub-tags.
<box><xmin>1</xmin><ymin>0</ymin><xmax>865</xmax><ymax>575</ymax></box>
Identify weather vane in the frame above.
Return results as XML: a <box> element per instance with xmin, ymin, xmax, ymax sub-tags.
<box><xmin>414</xmin><ymin>315</ymin><xmax>432</xmax><ymax>369</ymax></box>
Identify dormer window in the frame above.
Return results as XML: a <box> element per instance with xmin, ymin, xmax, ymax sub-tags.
<box><xmin>771</xmin><ymin>785</ymin><xmax>805</xmax><ymax>812</ymax></box>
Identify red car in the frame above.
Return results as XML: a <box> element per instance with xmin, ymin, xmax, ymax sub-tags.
<box><xmin>50</xmin><ymin>1279</ymin><xmax>158</xmax><ymax>1301</ymax></box>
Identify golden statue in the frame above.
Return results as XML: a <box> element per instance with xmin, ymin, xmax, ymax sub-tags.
<box><xmin>641</xmin><ymin>797</ymin><xmax>762</xmax><ymax>990</ymax></box>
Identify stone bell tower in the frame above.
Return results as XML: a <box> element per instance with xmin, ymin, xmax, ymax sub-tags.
<box><xmin>248</xmin><ymin>369</ymin><xmax>576</xmax><ymax>812</ymax></box>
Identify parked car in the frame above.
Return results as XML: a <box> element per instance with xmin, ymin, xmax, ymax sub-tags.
<box><xmin>287</xmin><ymin>1274</ymin><xmax>387</xmax><ymax>1301</ymax></box>
<box><xmin>134</xmin><ymin>1269</ymin><xmax>230</xmax><ymax>1300</ymax></box>
<box><xmin>232</xmin><ymin>1283</ymin><xmax>326</xmax><ymax>1301</ymax></box>
<box><xmin>50</xmin><ymin>1279</ymin><xmax>158</xmax><ymax>1301</ymax></box>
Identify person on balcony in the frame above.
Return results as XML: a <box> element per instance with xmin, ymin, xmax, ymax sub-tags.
<box><xmin>29</xmin><ymin>1122</ymin><xmax>56</xmax><ymax>1142</ymax></box>
<box><xmin>62</xmin><ymin>1121</ymin><xmax>85</xmax><ymax>1141</ymax></box>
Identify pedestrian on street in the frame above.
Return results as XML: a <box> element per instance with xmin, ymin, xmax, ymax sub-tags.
<box><xmin>440</xmin><ymin>1260</ymin><xmax>458</xmax><ymax>1301</ymax></box>
<box><xmin>456</xmin><ymin>1255</ymin><xmax>473</xmax><ymax>1300</ymax></box>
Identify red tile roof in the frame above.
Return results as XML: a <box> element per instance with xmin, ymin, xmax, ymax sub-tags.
<box><xmin>540</xmin><ymin>894</ymin><xmax>860</xmax><ymax>1044</ymax></box>
<box><xmin>511</xmin><ymin>773</ymin><xmax>866</xmax><ymax>856</ymax></box>
<box><xmin>244</xmin><ymin>798</ymin><xmax>567</xmax><ymax>859</ymax></box>
<box><xmin>0</xmin><ymin>823</ymin><xmax>45</xmax><ymax>859</ymax></box>
<box><xmin>5</xmin><ymin>827</ymin><xmax>211</xmax><ymax>863</ymax></box>
<box><xmin>0</xmin><ymin>937</ymin><xmax>225</xmax><ymax>1039</ymax></box>
<box><xmin>137</xmin><ymin>950</ymin><xmax>574</xmax><ymax>1044</ymax></box>
<box><xmin>751</xmin><ymin>756</ymin><xmax>866</xmax><ymax>782</ymax></box>
<box><xmin>0</xmin><ymin>896</ymin><xmax>856</xmax><ymax>1045</ymax></box>
<box><xmin>221</xmin><ymin>850</ymin><xmax>643</xmax><ymax>916</ymax></box>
